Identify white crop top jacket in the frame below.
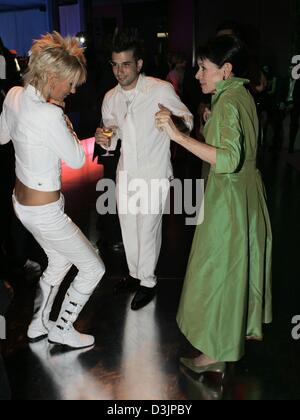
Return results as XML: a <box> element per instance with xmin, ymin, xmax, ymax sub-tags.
<box><xmin>0</xmin><ymin>85</ymin><xmax>86</xmax><ymax>192</ymax></box>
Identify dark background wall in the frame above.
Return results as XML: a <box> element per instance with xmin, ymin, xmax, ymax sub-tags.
<box><xmin>167</xmin><ymin>0</ymin><xmax>194</xmax><ymax>61</ymax></box>
<box><xmin>90</xmin><ymin>0</ymin><xmax>295</xmax><ymax>77</ymax></box>
<box><xmin>0</xmin><ymin>0</ymin><xmax>297</xmax><ymax>77</ymax></box>
<box><xmin>194</xmin><ymin>0</ymin><xmax>294</xmax><ymax>76</ymax></box>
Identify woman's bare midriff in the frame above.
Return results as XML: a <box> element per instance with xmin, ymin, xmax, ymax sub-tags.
<box><xmin>15</xmin><ymin>178</ymin><xmax>60</xmax><ymax>206</ymax></box>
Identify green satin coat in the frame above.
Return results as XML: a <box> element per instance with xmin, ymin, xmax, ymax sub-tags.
<box><xmin>177</xmin><ymin>78</ymin><xmax>272</xmax><ymax>362</ymax></box>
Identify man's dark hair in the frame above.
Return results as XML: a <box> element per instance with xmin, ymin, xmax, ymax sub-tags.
<box><xmin>196</xmin><ymin>35</ymin><xmax>249</xmax><ymax>78</ymax></box>
<box><xmin>112</xmin><ymin>30</ymin><xmax>144</xmax><ymax>61</ymax></box>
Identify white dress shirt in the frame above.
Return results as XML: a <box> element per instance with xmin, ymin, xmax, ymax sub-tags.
<box><xmin>0</xmin><ymin>85</ymin><xmax>86</xmax><ymax>191</ymax></box>
<box><xmin>102</xmin><ymin>74</ymin><xmax>193</xmax><ymax>179</ymax></box>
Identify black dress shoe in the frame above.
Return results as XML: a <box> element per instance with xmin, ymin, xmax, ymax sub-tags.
<box><xmin>114</xmin><ymin>276</ymin><xmax>140</xmax><ymax>295</ymax></box>
<box><xmin>131</xmin><ymin>285</ymin><xmax>157</xmax><ymax>310</ymax></box>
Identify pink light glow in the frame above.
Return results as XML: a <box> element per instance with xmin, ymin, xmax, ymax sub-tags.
<box><xmin>61</xmin><ymin>137</ymin><xmax>103</xmax><ymax>190</ymax></box>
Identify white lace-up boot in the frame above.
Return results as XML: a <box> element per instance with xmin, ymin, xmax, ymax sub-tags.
<box><xmin>48</xmin><ymin>285</ymin><xmax>95</xmax><ymax>349</ymax></box>
<box><xmin>28</xmin><ymin>279</ymin><xmax>59</xmax><ymax>342</ymax></box>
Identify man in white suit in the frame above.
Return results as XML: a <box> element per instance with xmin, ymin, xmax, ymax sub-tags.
<box><xmin>95</xmin><ymin>31</ymin><xmax>193</xmax><ymax>310</ymax></box>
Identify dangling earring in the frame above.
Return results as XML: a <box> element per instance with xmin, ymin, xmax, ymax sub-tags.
<box><xmin>223</xmin><ymin>74</ymin><xmax>226</xmax><ymax>80</ymax></box>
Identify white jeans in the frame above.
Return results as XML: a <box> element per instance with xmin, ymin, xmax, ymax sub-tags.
<box><xmin>12</xmin><ymin>194</ymin><xmax>105</xmax><ymax>295</ymax></box>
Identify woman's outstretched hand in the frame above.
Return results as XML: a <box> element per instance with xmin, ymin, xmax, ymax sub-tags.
<box><xmin>155</xmin><ymin>104</ymin><xmax>181</xmax><ymax>142</ymax></box>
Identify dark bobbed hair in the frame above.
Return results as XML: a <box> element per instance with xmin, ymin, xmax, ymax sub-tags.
<box><xmin>111</xmin><ymin>29</ymin><xmax>144</xmax><ymax>61</ymax></box>
<box><xmin>196</xmin><ymin>35</ymin><xmax>249</xmax><ymax>78</ymax></box>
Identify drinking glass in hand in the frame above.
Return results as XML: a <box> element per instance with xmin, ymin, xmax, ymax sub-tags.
<box><xmin>99</xmin><ymin>119</ymin><xmax>117</xmax><ymax>157</ymax></box>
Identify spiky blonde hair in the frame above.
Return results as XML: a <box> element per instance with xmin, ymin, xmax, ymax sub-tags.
<box><xmin>23</xmin><ymin>31</ymin><xmax>87</xmax><ymax>94</ymax></box>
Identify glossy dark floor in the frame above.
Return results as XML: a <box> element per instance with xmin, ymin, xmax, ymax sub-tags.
<box><xmin>2</xmin><ymin>142</ymin><xmax>300</xmax><ymax>400</ymax></box>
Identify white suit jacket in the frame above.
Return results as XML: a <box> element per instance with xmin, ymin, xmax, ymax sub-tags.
<box><xmin>0</xmin><ymin>85</ymin><xmax>85</xmax><ymax>191</ymax></box>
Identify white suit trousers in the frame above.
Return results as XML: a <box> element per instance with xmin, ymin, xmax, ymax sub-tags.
<box><xmin>12</xmin><ymin>194</ymin><xmax>105</xmax><ymax>295</ymax></box>
<box><xmin>116</xmin><ymin>174</ymin><xmax>169</xmax><ymax>288</ymax></box>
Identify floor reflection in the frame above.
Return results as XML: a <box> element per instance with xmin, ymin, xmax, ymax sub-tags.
<box><xmin>116</xmin><ymin>298</ymin><xmax>171</xmax><ymax>400</ymax></box>
<box><xmin>28</xmin><ymin>341</ymin><xmax>112</xmax><ymax>400</ymax></box>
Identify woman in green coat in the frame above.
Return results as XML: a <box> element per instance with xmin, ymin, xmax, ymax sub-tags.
<box><xmin>156</xmin><ymin>35</ymin><xmax>272</xmax><ymax>374</ymax></box>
